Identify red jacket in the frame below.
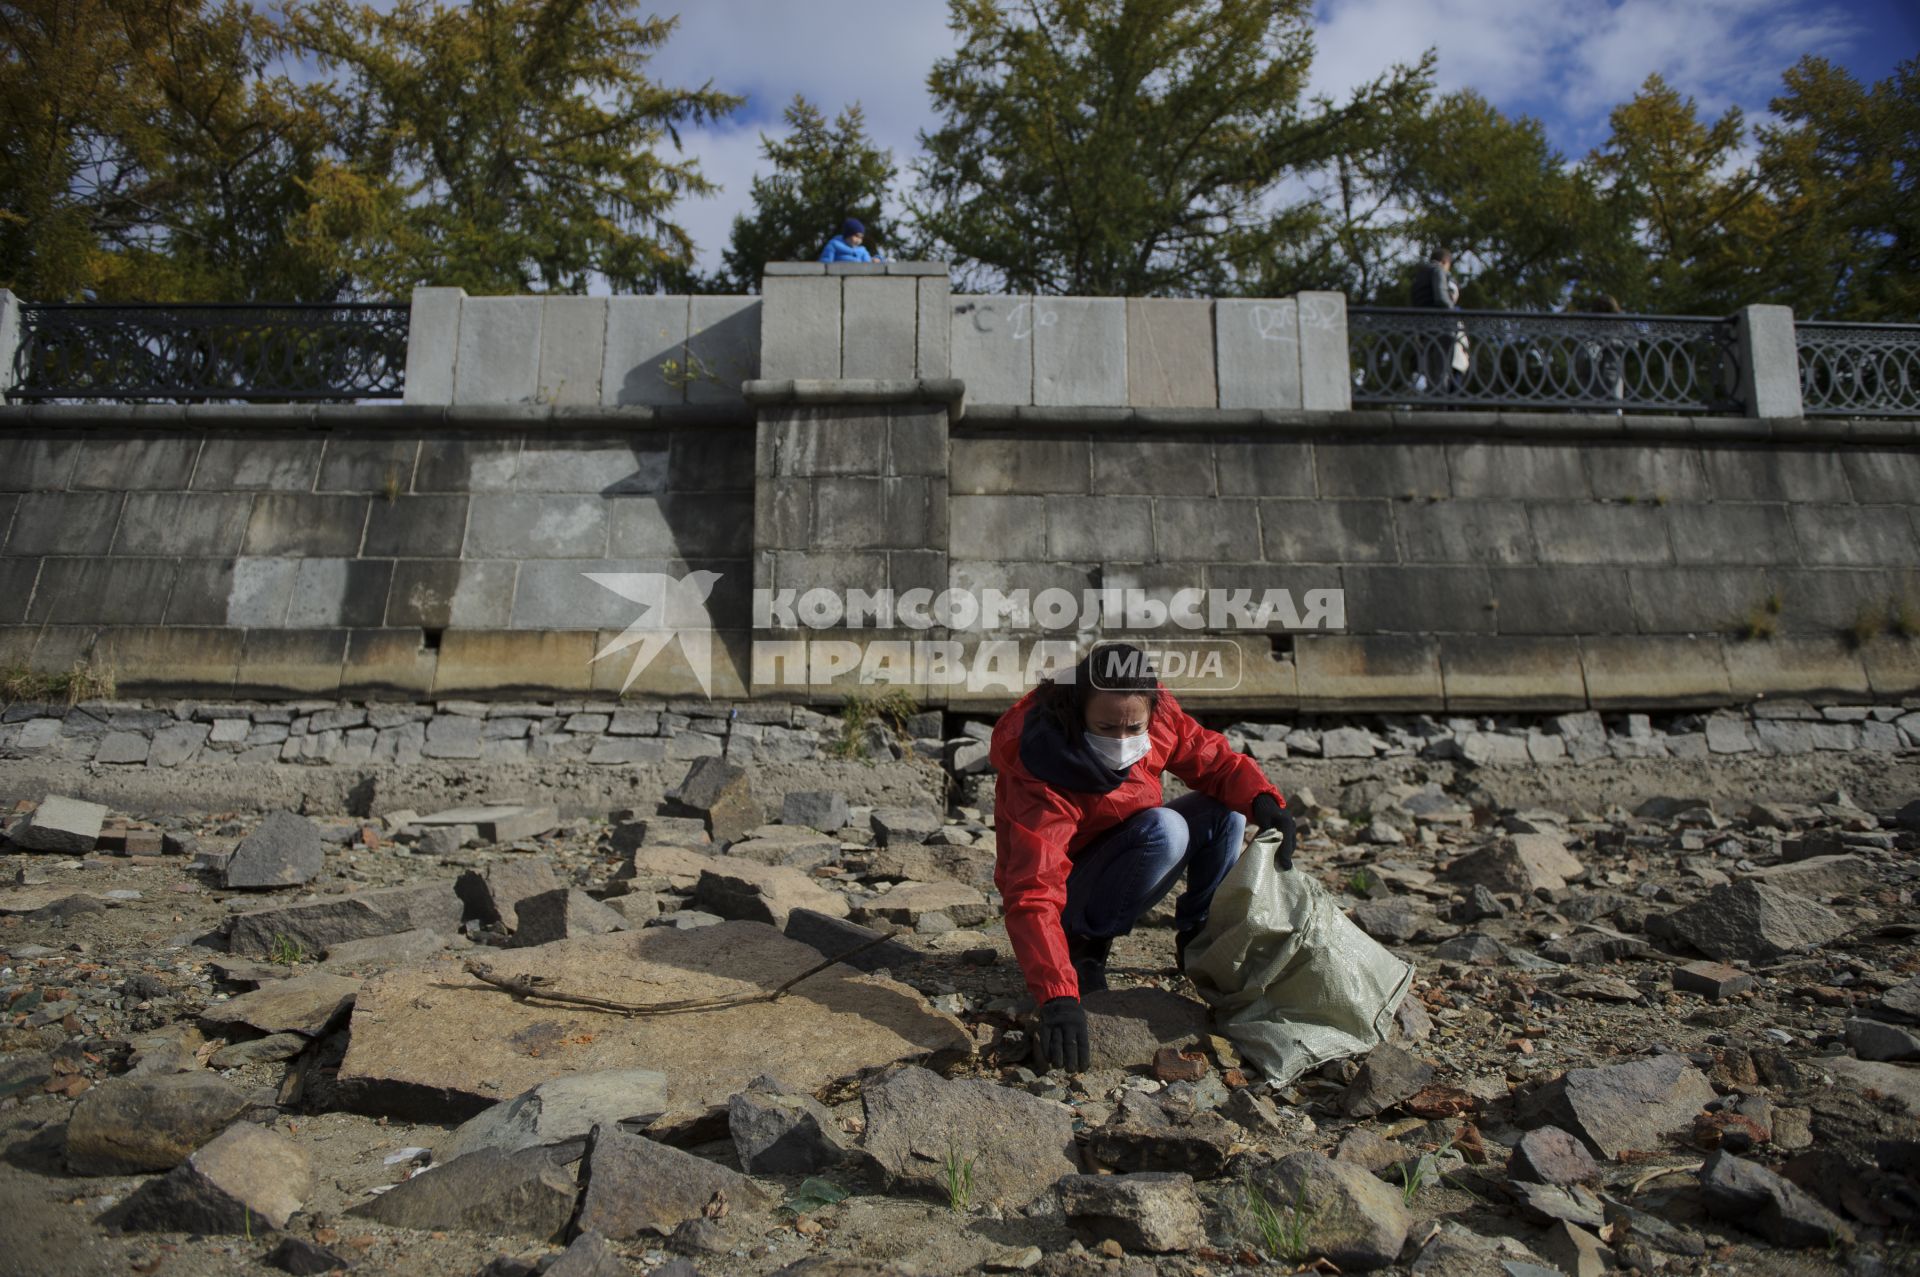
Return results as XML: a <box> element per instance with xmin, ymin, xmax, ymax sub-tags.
<box><xmin>990</xmin><ymin>686</ymin><xmax>1284</xmax><ymax>1004</ymax></box>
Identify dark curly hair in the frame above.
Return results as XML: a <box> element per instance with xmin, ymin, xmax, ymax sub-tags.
<box><xmin>1034</xmin><ymin>641</ymin><xmax>1161</xmax><ymax>735</ymax></box>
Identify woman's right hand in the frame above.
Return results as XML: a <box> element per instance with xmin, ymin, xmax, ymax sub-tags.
<box><xmin>1035</xmin><ymin>996</ymin><xmax>1089</xmax><ymax>1073</ymax></box>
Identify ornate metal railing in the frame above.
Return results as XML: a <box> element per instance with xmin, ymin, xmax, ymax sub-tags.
<box><xmin>7</xmin><ymin>302</ymin><xmax>409</xmax><ymax>402</ymax></box>
<box><xmin>1349</xmin><ymin>307</ymin><xmax>1742</xmax><ymax>413</ymax></box>
<box><xmin>1796</xmin><ymin>321</ymin><xmax>1920</xmax><ymax>417</ymax></box>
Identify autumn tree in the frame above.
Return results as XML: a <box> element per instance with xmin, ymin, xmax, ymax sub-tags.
<box><xmin>1757</xmin><ymin>55</ymin><xmax>1919</xmax><ymax>320</ymax></box>
<box><xmin>288</xmin><ymin>0</ymin><xmax>741</xmax><ymax>296</ymax></box>
<box><xmin>909</xmin><ymin>0</ymin><xmax>1430</xmax><ymax>296</ymax></box>
<box><xmin>0</xmin><ymin>0</ymin><xmax>340</xmax><ymax>301</ymax></box>
<box><xmin>1366</xmin><ymin>90</ymin><xmax>1602</xmax><ymax>310</ymax></box>
<box><xmin>1578</xmin><ymin>74</ymin><xmax>1778</xmax><ymax>314</ymax></box>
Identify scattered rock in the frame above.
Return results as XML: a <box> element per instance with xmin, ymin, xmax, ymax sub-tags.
<box><xmin>670</xmin><ymin>757</ymin><xmax>763</xmax><ymax>844</ymax></box>
<box><xmin>1740</xmin><ymin>854</ymin><xmax>1874</xmax><ymax>898</ymax></box>
<box><xmin>1249</xmin><ymin>1150</ymin><xmax>1410</xmax><ymax>1272</ymax></box>
<box><xmin>111</xmin><ymin>1121</ymin><xmax>311</xmax><ymax>1234</ymax></box>
<box><xmin>10</xmin><ymin>795</ymin><xmax>108</xmax><ymax>853</ymax></box>
<box><xmin>456</xmin><ymin>860</ymin><xmax>563</xmax><ymax>933</ymax></box>
<box><xmin>1845</xmin><ymin>1016</ymin><xmax>1920</xmax><ymax>1062</ymax></box>
<box><xmin>354</xmin><ymin>1141</ymin><xmax>582</xmax><ymax>1240</ymax></box>
<box><xmin>1536</xmin><ymin>1221</ymin><xmax>1613</xmax><ymax>1277</ymax></box>
<box><xmin>729</xmin><ymin>1075</ymin><xmax>850</xmax><ymax>1174</ymax></box>
<box><xmin>227</xmin><ymin>883</ymin><xmax>464</xmax><ymax>957</ymax></box>
<box><xmin>264</xmin><ymin>1236</ymin><xmax>350</xmax><ymax>1275</ymax></box>
<box><xmin>782</xmin><ymin>791</ymin><xmax>850</xmax><ymax>832</ymax></box>
<box><xmin>1663</xmin><ymin>880</ymin><xmax>1848</xmax><ymax>962</ymax></box>
<box><xmin>210</xmin><ymin>1033</ymin><xmax>309</xmax><ymax>1068</ymax></box>
<box><xmin>200</xmin><ymin>971</ymin><xmax>359</xmax><ymax>1038</ymax></box>
<box><xmin>544</xmin><ymin>1231</ymin><xmax>626</xmax><ymax>1277</ymax></box>
<box><xmin>415</xmin><ymin>804</ymin><xmax>558</xmax><ymax>844</ymax></box>
<box><xmin>1879</xmin><ymin>976</ymin><xmax>1920</xmax><ymax>1022</ymax></box>
<box><xmin>782</xmin><ymin>909</ymin><xmax>922</xmax><ymax>972</ymax></box>
<box><xmin>870</xmin><ymin>808</ymin><xmax>944</xmax><ymax>847</ymax></box>
<box><xmin>727</xmin><ymin>825</ymin><xmax>842</xmax><ymax>868</ymax></box>
<box><xmin>1444</xmin><ymin>835</ymin><xmax>1584</xmax><ymax>895</ymax></box>
<box><xmin>1508</xmin><ymin>1126</ymin><xmax>1600</xmax><ymax>1185</ymax></box>
<box><xmin>1349</xmin><ymin>899</ymin><xmax>1424</xmax><ymax>944</ymax></box>
<box><xmin>1082</xmin><ymin>988</ymin><xmax>1212</xmax><ymax>1071</ymax></box>
<box><xmin>511</xmin><ymin>889</ymin><xmax>632</xmax><ymax>946</ymax></box>
<box><xmin>1086</xmin><ymin>1112</ymin><xmax>1238</xmax><ymax>1178</ymax></box>
<box><xmin>851</xmin><ymin>882</ymin><xmax>990</xmax><ymax>929</ymax></box>
<box><xmin>1698</xmin><ymin>1149</ymin><xmax>1855</xmax><ymax>1247</ymax></box>
<box><xmin>861</xmin><ymin>1064</ymin><xmax>1079</xmax><ymax>1208</ymax></box>
<box><xmin>336</xmin><ymin>923</ymin><xmax>969</xmax><ymax>1122</ymax></box>
<box><xmin>1672</xmin><ymin>961</ymin><xmax>1755</xmax><ymax>1000</ymax></box>
<box><xmin>1521</xmin><ymin>1055</ymin><xmax>1716</xmax><ymax>1159</ymax></box>
<box><xmin>1056</xmin><ymin>1172</ymin><xmax>1206</xmax><ymax>1253</ymax></box>
<box><xmin>1341</xmin><ymin>1044</ymin><xmax>1435</xmax><ymax>1118</ymax></box>
<box><xmin>437</xmin><ymin>1069</ymin><xmax>671</xmax><ymax>1162</ymax></box>
<box><xmin>574</xmin><ymin>1124</ymin><xmax>773</xmax><ymax>1239</ymax></box>
<box><xmin>694</xmin><ymin>861</ymin><xmax>850</xmax><ymax>928</ymax></box>
<box><xmin>65</xmin><ymin>1073</ymin><xmax>250</xmax><ymax>1175</ymax></box>
<box><xmin>323</xmin><ymin>927</ymin><xmax>445</xmax><ymax>969</ymax></box>
<box><xmin>223</xmin><ymin>810</ymin><xmax>327</xmax><ymax>889</ymax></box>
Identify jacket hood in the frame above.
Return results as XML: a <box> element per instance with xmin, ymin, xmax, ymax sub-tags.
<box><xmin>1014</xmin><ymin>696</ymin><xmax>1134</xmax><ymax>795</ymax></box>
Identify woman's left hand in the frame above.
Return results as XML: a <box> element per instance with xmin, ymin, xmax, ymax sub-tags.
<box><xmin>1251</xmin><ymin>794</ymin><xmax>1297</xmax><ymax>871</ymax></box>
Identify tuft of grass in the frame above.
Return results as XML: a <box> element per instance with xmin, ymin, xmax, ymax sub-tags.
<box><xmin>1</xmin><ymin>658</ymin><xmax>116</xmax><ymax>706</ymax></box>
<box><xmin>1743</xmin><ymin>591</ymin><xmax>1781</xmax><ymax>641</ymax></box>
<box><xmin>1653</xmin><ymin>491</ymin><xmax>1670</xmax><ymax>506</ymax></box>
<box><xmin>1244</xmin><ymin>1176</ymin><xmax>1311</xmax><ymax>1262</ymax></box>
<box><xmin>1621</xmin><ymin>493</ymin><xmax>1638</xmax><ymax>505</ymax></box>
<box><xmin>380</xmin><ymin>467</ymin><xmax>403</xmax><ymax>503</ymax></box>
<box><xmin>827</xmin><ymin>689</ymin><xmax>920</xmax><ymax>760</ymax></box>
<box><xmin>1398</xmin><ymin>1137</ymin><xmax>1454</xmax><ymax>1205</ymax></box>
<box><xmin>267</xmin><ymin>934</ymin><xmax>306</xmax><ymax>966</ymax></box>
<box><xmin>943</xmin><ymin>1142</ymin><xmax>976</xmax><ymax>1214</ymax></box>
<box><xmin>1347</xmin><ymin>867</ymin><xmax>1380</xmax><ymax>898</ymax></box>
<box><xmin>1890</xmin><ymin>596</ymin><xmax>1920</xmax><ymax>640</ymax></box>
<box><xmin>1845</xmin><ymin>604</ymin><xmax>1884</xmax><ymax>649</ymax></box>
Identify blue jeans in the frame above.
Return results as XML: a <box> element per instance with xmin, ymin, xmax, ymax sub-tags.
<box><xmin>1060</xmin><ymin>792</ymin><xmax>1245</xmax><ymax>940</ymax></box>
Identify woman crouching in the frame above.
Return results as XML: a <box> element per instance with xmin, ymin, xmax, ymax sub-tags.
<box><xmin>990</xmin><ymin>642</ymin><xmax>1295</xmax><ymax>1073</ymax></box>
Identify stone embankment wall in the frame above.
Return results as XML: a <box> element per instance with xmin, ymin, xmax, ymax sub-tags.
<box><xmin>0</xmin><ymin>265</ymin><xmax>1915</xmax><ymax>709</ymax></box>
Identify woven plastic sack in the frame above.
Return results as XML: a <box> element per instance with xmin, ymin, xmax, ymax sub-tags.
<box><xmin>1183</xmin><ymin>828</ymin><xmax>1414</xmax><ymax>1086</ymax></box>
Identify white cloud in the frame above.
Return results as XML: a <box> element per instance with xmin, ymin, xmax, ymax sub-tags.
<box><xmin>1309</xmin><ymin>0</ymin><xmax>1865</xmax><ymax>153</ymax></box>
<box><xmin>656</xmin><ymin>1</ymin><xmax>957</xmax><ymax>273</ymax></box>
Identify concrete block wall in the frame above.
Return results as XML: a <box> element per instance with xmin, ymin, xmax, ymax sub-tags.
<box><xmin>759</xmin><ymin>263</ymin><xmax>952</xmax><ymax>382</ymax></box>
<box><xmin>754</xmin><ymin>401</ymin><xmax>950</xmax><ymax>603</ymax></box>
<box><xmin>404</xmin><ymin>289</ymin><xmax>761</xmax><ymax>408</ymax></box>
<box><xmin>947</xmin><ymin>427</ymin><xmax>1920</xmax><ymax>711</ymax></box>
<box><xmin>949</xmin><ymin>290</ymin><xmax>1350</xmax><ymax>411</ymax></box>
<box><xmin>0</xmin><ymin>420</ymin><xmax>757</xmax><ymax>699</ymax></box>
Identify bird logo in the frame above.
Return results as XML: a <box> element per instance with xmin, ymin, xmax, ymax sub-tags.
<box><xmin>584</xmin><ymin>570</ymin><xmax>723</xmax><ymax>697</ymax></box>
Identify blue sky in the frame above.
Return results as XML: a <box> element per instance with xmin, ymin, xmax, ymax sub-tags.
<box><xmin>659</xmin><ymin>0</ymin><xmax>1918</xmax><ymax>274</ymax></box>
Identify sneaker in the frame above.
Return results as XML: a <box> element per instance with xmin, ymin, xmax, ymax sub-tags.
<box><xmin>1067</xmin><ymin>933</ymin><xmax>1112</xmax><ymax>995</ymax></box>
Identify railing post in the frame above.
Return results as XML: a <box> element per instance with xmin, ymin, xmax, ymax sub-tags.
<box><xmin>1298</xmin><ymin>291</ymin><xmax>1351</xmax><ymax>411</ymax></box>
<box><xmin>0</xmin><ymin>289</ymin><xmax>22</xmax><ymax>398</ymax></box>
<box><xmin>402</xmin><ymin>286</ymin><xmax>466</xmax><ymax>406</ymax></box>
<box><xmin>1734</xmin><ymin>303</ymin><xmax>1802</xmax><ymax>419</ymax></box>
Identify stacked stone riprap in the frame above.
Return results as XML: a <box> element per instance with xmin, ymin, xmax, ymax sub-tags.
<box><xmin>4</xmin><ymin>696</ymin><xmax>1913</xmax><ymax>776</ymax></box>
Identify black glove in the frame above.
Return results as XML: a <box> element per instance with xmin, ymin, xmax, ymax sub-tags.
<box><xmin>1035</xmin><ymin>996</ymin><xmax>1089</xmax><ymax>1073</ymax></box>
<box><xmin>1252</xmin><ymin>794</ymin><xmax>1297</xmax><ymax>872</ymax></box>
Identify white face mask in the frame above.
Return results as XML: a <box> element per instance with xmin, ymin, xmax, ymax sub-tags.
<box><xmin>1085</xmin><ymin>730</ymin><xmax>1151</xmax><ymax>772</ymax></box>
